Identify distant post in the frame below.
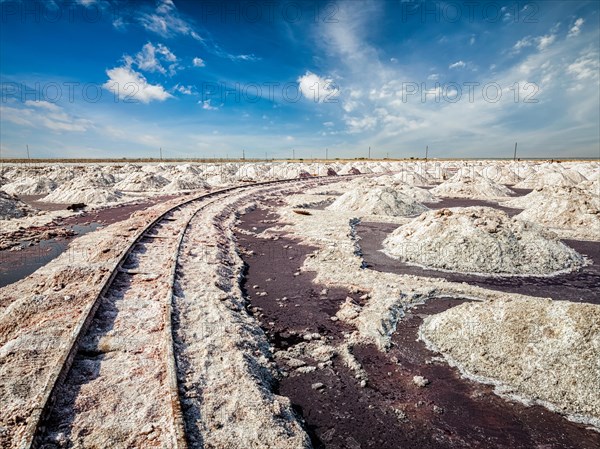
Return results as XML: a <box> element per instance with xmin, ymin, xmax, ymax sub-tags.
<box><xmin>160</xmin><ymin>147</ymin><xmax>163</xmax><ymax>160</ymax></box>
<box><xmin>513</xmin><ymin>142</ymin><xmax>518</xmax><ymax>161</ymax></box>
<box><xmin>26</xmin><ymin>144</ymin><xmax>30</xmax><ymax>161</ymax></box>
<box><xmin>368</xmin><ymin>146</ymin><xmax>371</xmax><ymax>159</ymax></box>
<box><xmin>326</xmin><ymin>148</ymin><xmax>328</xmax><ymax>160</ymax></box>
<box><xmin>425</xmin><ymin>145</ymin><xmax>428</xmax><ymax>162</ymax></box>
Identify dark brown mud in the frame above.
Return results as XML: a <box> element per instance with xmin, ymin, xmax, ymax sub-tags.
<box><xmin>235</xmin><ymin>205</ymin><xmax>600</xmax><ymax>449</ymax></box>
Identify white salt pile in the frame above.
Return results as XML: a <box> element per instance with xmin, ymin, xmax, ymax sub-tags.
<box><xmin>1</xmin><ymin>177</ymin><xmax>57</xmax><ymax>195</ymax></box>
<box><xmin>392</xmin><ymin>170</ymin><xmax>433</xmax><ymax>186</ymax></box>
<box><xmin>420</xmin><ymin>298</ymin><xmax>600</xmax><ymax>429</ymax></box>
<box><xmin>42</xmin><ymin>186</ymin><xmax>123</xmax><ymax>205</ymax></box>
<box><xmin>431</xmin><ymin>176</ymin><xmax>515</xmax><ymax>199</ymax></box>
<box><xmin>162</xmin><ymin>174</ymin><xmax>210</xmax><ymax>193</ymax></box>
<box><xmin>353</xmin><ymin>176</ymin><xmax>440</xmax><ymax>203</ymax></box>
<box><xmin>503</xmin><ymin>186</ymin><xmax>600</xmax><ymax>240</ymax></box>
<box><xmin>383</xmin><ymin>207</ymin><xmax>585</xmax><ymax>276</ymax></box>
<box><xmin>326</xmin><ymin>186</ymin><xmax>429</xmax><ymax>217</ymax></box>
<box><xmin>0</xmin><ymin>191</ymin><xmax>37</xmax><ymax>220</ymax></box>
<box><xmin>514</xmin><ymin>167</ymin><xmax>587</xmax><ymax>189</ymax></box>
<box><xmin>115</xmin><ymin>172</ymin><xmax>169</xmax><ymax>191</ymax></box>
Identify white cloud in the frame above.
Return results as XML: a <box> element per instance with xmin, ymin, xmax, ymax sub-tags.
<box><xmin>135</xmin><ymin>42</ymin><xmax>179</xmax><ymax>75</ymax></box>
<box><xmin>427</xmin><ymin>73</ymin><xmax>439</xmax><ymax>81</ymax></box>
<box><xmin>469</xmin><ymin>35</ymin><xmax>476</xmax><ymax>45</ymax></box>
<box><xmin>323</xmin><ymin>121</ymin><xmax>334</xmax><ymax>127</ymax></box>
<box><xmin>1</xmin><ymin>101</ymin><xmax>92</xmax><ymax>132</ymax></box>
<box><xmin>567</xmin><ymin>52</ymin><xmax>600</xmax><ymax>81</ymax></box>
<box><xmin>285</xmin><ymin>135</ymin><xmax>294</xmax><ymax>141</ymax></box>
<box><xmin>192</xmin><ymin>57</ymin><xmax>205</xmax><ymax>67</ymax></box>
<box><xmin>449</xmin><ymin>60</ymin><xmax>466</xmax><ymax>69</ymax></box>
<box><xmin>297</xmin><ymin>71</ymin><xmax>340</xmax><ymax>103</ymax></box>
<box><xmin>568</xmin><ymin>18</ymin><xmax>585</xmax><ymax>38</ymax></box>
<box><xmin>174</xmin><ymin>84</ymin><xmax>193</xmax><ymax>95</ymax></box>
<box><xmin>200</xmin><ymin>99</ymin><xmax>218</xmax><ymax>110</ymax></box>
<box><xmin>537</xmin><ymin>34</ymin><xmax>556</xmax><ymax>51</ymax></box>
<box><xmin>103</xmin><ymin>64</ymin><xmax>172</xmax><ymax>103</ymax></box>
<box><xmin>139</xmin><ymin>0</ymin><xmax>202</xmax><ymax>40</ymax></box>
<box><xmin>513</xmin><ymin>36</ymin><xmax>533</xmax><ymax>53</ymax></box>
<box><xmin>390</xmin><ymin>57</ymin><xmax>398</xmax><ymax>63</ymax></box>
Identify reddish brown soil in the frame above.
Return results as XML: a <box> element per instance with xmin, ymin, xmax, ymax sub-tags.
<box><xmin>235</xmin><ymin>205</ymin><xmax>600</xmax><ymax>449</ymax></box>
<box><xmin>357</xmin><ymin>221</ymin><xmax>600</xmax><ymax>305</ymax></box>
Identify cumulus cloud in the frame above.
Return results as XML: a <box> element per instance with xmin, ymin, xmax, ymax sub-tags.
<box><xmin>135</xmin><ymin>42</ymin><xmax>179</xmax><ymax>75</ymax></box>
<box><xmin>103</xmin><ymin>64</ymin><xmax>173</xmax><ymax>103</ymax></box>
<box><xmin>568</xmin><ymin>18</ymin><xmax>585</xmax><ymax>38</ymax></box>
<box><xmin>192</xmin><ymin>57</ymin><xmax>205</xmax><ymax>67</ymax></box>
<box><xmin>1</xmin><ymin>101</ymin><xmax>92</xmax><ymax>132</ymax></box>
<box><xmin>449</xmin><ymin>60</ymin><xmax>466</xmax><ymax>69</ymax></box>
<box><xmin>297</xmin><ymin>71</ymin><xmax>340</xmax><ymax>103</ymax></box>
<box><xmin>174</xmin><ymin>84</ymin><xmax>193</xmax><ymax>95</ymax></box>
<box><xmin>200</xmin><ymin>99</ymin><xmax>218</xmax><ymax>110</ymax></box>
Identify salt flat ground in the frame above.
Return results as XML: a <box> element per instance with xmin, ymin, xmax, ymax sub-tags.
<box><xmin>0</xmin><ymin>160</ymin><xmax>598</xmax><ymax>448</ymax></box>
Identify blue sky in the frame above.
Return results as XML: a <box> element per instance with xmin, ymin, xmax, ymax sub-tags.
<box><xmin>0</xmin><ymin>0</ymin><xmax>599</xmax><ymax>159</ymax></box>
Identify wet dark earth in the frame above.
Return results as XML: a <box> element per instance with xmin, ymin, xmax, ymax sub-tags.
<box><xmin>0</xmin><ymin>195</ymin><xmax>179</xmax><ymax>288</ymax></box>
<box><xmin>235</xmin><ymin>203</ymin><xmax>600</xmax><ymax>449</ymax></box>
<box><xmin>356</xmin><ymin>221</ymin><xmax>600</xmax><ymax>305</ymax></box>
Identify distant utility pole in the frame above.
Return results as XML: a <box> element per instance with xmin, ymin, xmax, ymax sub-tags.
<box><xmin>386</xmin><ymin>152</ymin><xmax>389</xmax><ymax>159</ymax></box>
<box><xmin>242</xmin><ymin>149</ymin><xmax>245</xmax><ymax>160</ymax></box>
<box><xmin>26</xmin><ymin>144</ymin><xmax>30</xmax><ymax>161</ymax></box>
<box><xmin>160</xmin><ymin>147</ymin><xmax>163</xmax><ymax>160</ymax></box>
<box><xmin>368</xmin><ymin>146</ymin><xmax>371</xmax><ymax>159</ymax></box>
<box><xmin>292</xmin><ymin>149</ymin><xmax>295</xmax><ymax>159</ymax></box>
<box><xmin>513</xmin><ymin>142</ymin><xmax>518</xmax><ymax>161</ymax></box>
<box><xmin>326</xmin><ymin>148</ymin><xmax>328</xmax><ymax>160</ymax></box>
<box><xmin>265</xmin><ymin>151</ymin><xmax>268</xmax><ymax>160</ymax></box>
<box><xmin>425</xmin><ymin>145</ymin><xmax>429</xmax><ymax>162</ymax></box>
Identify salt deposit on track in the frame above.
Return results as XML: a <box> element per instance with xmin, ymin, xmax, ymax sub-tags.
<box><xmin>327</xmin><ymin>186</ymin><xmax>429</xmax><ymax>217</ymax></box>
<box><xmin>503</xmin><ymin>185</ymin><xmax>600</xmax><ymax>240</ymax></box>
<box><xmin>419</xmin><ymin>298</ymin><xmax>600</xmax><ymax>429</ymax></box>
<box><xmin>0</xmin><ymin>191</ymin><xmax>36</xmax><ymax>220</ymax></box>
<box><xmin>383</xmin><ymin>207</ymin><xmax>585</xmax><ymax>276</ymax></box>
<box><xmin>430</xmin><ymin>175</ymin><xmax>515</xmax><ymax>199</ymax></box>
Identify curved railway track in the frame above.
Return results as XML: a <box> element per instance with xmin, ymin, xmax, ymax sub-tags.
<box><xmin>20</xmin><ymin>175</ymin><xmax>353</xmax><ymax>449</ymax></box>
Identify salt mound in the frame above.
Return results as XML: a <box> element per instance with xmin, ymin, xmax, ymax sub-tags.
<box><xmin>480</xmin><ymin>166</ymin><xmax>522</xmax><ymax>185</ymax></box>
<box><xmin>42</xmin><ymin>186</ymin><xmax>123</xmax><ymax>204</ymax></box>
<box><xmin>392</xmin><ymin>171</ymin><xmax>432</xmax><ymax>186</ymax></box>
<box><xmin>115</xmin><ymin>172</ymin><xmax>169</xmax><ymax>191</ymax></box>
<box><xmin>162</xmin><ymin>175</ymin><xmax>210</xmax><ymax>192</ymax></box>
<box><xmin>514</xmin><ymin>169</ymin><xmax>585</xmax><ymax>189</ymax></box>
<box><xmin>383</xmin><ymin>207</ymin><xmax>585</xmax><ymax>275</ymax></box>
<box><xmin>356</xmin><ymin>176</ymin><xmax>440</xmax><ymax>203</ymax></box>
<box><xmin>431</xmin><ymin>177</ymin><xmax>515</xmax><ymax>199</ymax></box>
<box><xmin>503</xmin><ymin>186</ymin><xmax>600</xmax><ymax>240</ymax></box>
<box><xmin>1</xmin><ymin>177</ymin><xmax>57</xmax><ymax>195</ymax></box>
<box><xmin>0</xmin><ymin>191</ymin><xmax>36</xmax><ymax>220</ymax></box>
<box><xmin>326</xmin><ymin>186</ymin><xmax>429</xmax><ymax>217</ymax></box>
<box><xmin>420</xmin><ymin>298</ymin><xmax>600</xmax><ymax>429</ymax></box>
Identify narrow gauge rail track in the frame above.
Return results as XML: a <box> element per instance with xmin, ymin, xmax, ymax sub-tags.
<box><xmin>21</xmin><ymin>175</ymin><xmax>355</xmax><ymax>449</ymax></box>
